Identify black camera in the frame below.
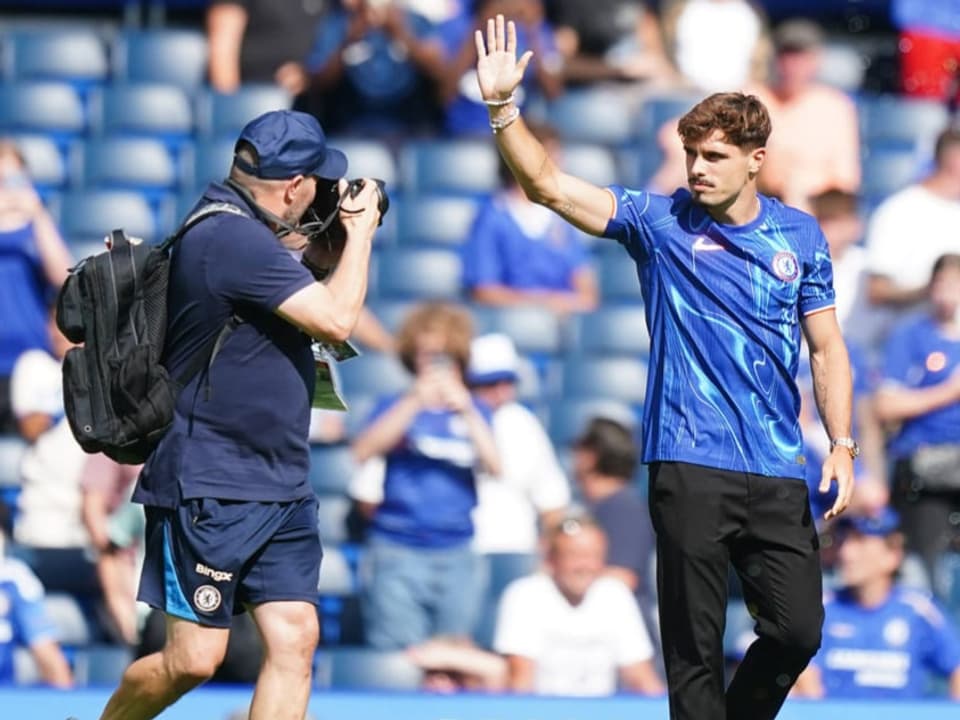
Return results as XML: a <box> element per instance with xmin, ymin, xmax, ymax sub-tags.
<box><xmin>304</xmin><ymin>177</ymin><xmax>389</xmax><ymax>249</ymax></box>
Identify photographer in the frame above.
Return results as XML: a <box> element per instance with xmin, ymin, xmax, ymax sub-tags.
<box><xmin>97</xmin><ymin>109</ymin><xmax>382</xmax><ymax>720</ymax></box>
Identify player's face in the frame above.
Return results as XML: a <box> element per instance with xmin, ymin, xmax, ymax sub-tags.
<box><xmin>837</xmin><ymin>531</ymin><xmax>900</xmax><ymax>588</ymax></box>
<box><xmin>549</xmin><ymin>526</ymin><xmax>606</xmax><ymax>602</ymax></box>
<box><xmin>684</xmin><ymin>130</ymin><xmax>764</xmax><ymax>210</ymax></box>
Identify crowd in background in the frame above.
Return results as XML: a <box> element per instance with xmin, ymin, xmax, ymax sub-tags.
<box><xmin>2</xmin><ymin>0</ymin><xmax>960</xmax><ymax>702</ymax></box>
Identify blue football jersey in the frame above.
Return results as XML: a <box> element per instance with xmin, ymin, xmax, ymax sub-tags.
<box><xmin>814</xmin><ymin>587</ymin><xmax>960</xmax><ymax>698</ymax></box>
<box><xmin>603</xmin><ymin>187</ymin><xmax>836</xmax><ymax>479</ymax></box>
<box><xmin>0</xmin><ymin>558</ymin><xmax>58</xmax><ymax>684</ymax></box>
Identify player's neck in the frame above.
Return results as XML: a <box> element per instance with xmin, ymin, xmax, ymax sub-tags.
<box><xmin>707</xmin><ymin>191</ymin><xmax>762</xmax><ymax>227</ymax></box>
<box><xmin>852</xmin><ymin>577</ymin><xmax>893</xmax><ymax>609</ymax></box>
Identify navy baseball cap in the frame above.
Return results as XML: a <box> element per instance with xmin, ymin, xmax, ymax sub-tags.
<box><xmin>835</xmin><ymin>507</ymin><xmax>901</xmax><ymax>537</ymax></box>
<box><xmin>234</xmin><ymin>110</ymin><xmax>347</xmax><ymax>180</ymax></box>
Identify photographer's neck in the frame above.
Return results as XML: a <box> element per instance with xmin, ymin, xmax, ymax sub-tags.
<box><xmin>224</xmin><ymin>177</ymin><xmax>304</xmax><ymax>247</ymax></box>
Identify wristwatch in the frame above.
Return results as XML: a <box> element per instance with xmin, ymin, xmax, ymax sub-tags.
<box><xmin>831</xmin><ymin>437</ymin><xmax>860</xmax><ymax>459</ymax></box>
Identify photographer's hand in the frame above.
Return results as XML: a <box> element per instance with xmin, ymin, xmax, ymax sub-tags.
<box><xmin>338</xmin><ymin>178</ymin><xmax>382</xmax><ymax>241</ymax></box>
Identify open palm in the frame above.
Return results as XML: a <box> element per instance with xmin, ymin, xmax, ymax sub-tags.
<box><xmin>475</xmin><ymin>14</ymin><xmax>533</xmax><ymax>102</ymax></box>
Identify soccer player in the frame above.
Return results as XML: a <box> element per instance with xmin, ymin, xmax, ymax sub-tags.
<box><xmin>474</xmin><ymin>15</ymin><xmax>856</xmax><ymax>720</ymax></box>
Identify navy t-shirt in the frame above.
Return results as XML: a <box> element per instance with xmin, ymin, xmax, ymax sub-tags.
<box><xmin>589</xmin><ymin>486</ymin><xmax>655</xmax><ymax>603</ymax></box>
<box><xmin>133</xmin><ymin>182</ymin><xmax>316</xmax><ymax>508</ymax></box>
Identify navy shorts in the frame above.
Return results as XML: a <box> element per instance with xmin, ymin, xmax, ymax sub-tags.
<box><xmin>139</xmin><ymin>495</ymin><xmax>321</xmax><ymax>628</ymax></box>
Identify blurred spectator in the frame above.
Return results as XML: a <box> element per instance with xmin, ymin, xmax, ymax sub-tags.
<box><xmin>206</xmin><ymin>0</ymin><xmax>326</xmax><ymax>96</ymax></box>
<box><xmin>493</xmin><ymin>515</ymin><xmax>664</xmax><ymax>696</ymax></box>
<box><xmin>351</xmin><ymin>303</ymin><xmax>501</xmax><ymax>649</ymax></box>
<box><xmin>893</xmin><ymin>0</ymin><xmax>960</xmax><ymax>101</ymax></box>
<box><xmin>572</xmin><ymin>417</ymin><xmax>659</xmax><ymax>663</ymax></box>
<box><xmin>0</xmin><ymin>519</ymin><xmax>73</xmax><ymax>688</ymax></box>
<box><xmin>874</xmin><ymin>253</ymin><xmax>960</xmax><ymax>593</ymax></box>
<box><xmin>865</xmin><ymin>128</ymin><xmax>960</xmax><ymax>319</ymax></box>
<box><xmin>461</xmin><ymin>124</ymin><xmax>598</xmax><ymax>314</ymax></box>
<box><xmin>549</xmin><ymin>0</ymin><xmax>676</xmax><ymax>87</ymax></box>
<box><xmin>408</xmin><ymin>635</ymin><xmax>509</xmax><ymax>692</ymax></box>
<box><xmin>437</xmin><ymin>0</ymin><xmax>563</xmax><ymax>136</ymax></box>
<box><xmin>750</xmin><ymin>20</ymin><xmax>861</xmax><ymax>210</ymax></box>
<box><xmin>0</xmin><ymin>141</ymin><xmax>71</xmax><ymax>434</ymax></box>
<box><xmin>793</xmin><ymin>509</ymin><xmax>960</xmax><ymax>700</ymax></box>
<box><xmin>661</xmin><ymin>0</ymin><xmax>769</xmax><ymax>93</ymax></box>
<box><xmin>467</xmin><ymin>333</ymin><xmax>570</xmax><ymax>644</ymax></box>
<box><xmin>79</xmin><ymin>454</ymin><xmax>143</xmax><ymax>646</ymax></box>
<box><xmin>305</xmin><ymin>0</ymin><xmax>447</xmax><ymax>138</ymax></box>
<box><xmin>10</xmin><ymin>312</ymin><xmax>97</xmax><ymax>596</ymax></box>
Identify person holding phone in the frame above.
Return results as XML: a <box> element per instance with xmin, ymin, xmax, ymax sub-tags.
<box><xmin>352</xmin><ymin>302</ymin><xmax>501</xmax><ymax>649</ymax></box>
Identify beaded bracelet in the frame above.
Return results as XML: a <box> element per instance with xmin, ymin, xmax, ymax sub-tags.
<box><xmin>490</xmin><ymin>105</ymin><xmax>520</xmax><ymax>134</ymax></box>
<box><xmin>483</xmin><ymin>92</ymin><xmax>516</xmax><ymax>107</ymax></box>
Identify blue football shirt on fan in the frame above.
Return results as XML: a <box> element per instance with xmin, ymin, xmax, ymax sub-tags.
<box><xmin>813</xmin><ymin>586</ymin><xmax>960</xmax><ymax>698</ymax></box>
<box><xmin>0</xmin><ymin>558</ymin><xmax>58</xmax><ymax>684</ymax></box>
<box><xmin>602</xmin><ymin>187</ymin><xmax>836</xmax><ymax>479</ymax></box>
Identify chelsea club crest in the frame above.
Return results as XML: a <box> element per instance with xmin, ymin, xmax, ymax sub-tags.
<box><xmin>772</xmin><ymin>251</ymin><xmax>800</xmax><ymax>282</ymax></box>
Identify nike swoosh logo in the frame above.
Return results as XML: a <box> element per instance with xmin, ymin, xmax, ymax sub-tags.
<box><xmin>692</xmin><ymin>236</ymin><xmax>724</xmax><ymax>252</ymax></box>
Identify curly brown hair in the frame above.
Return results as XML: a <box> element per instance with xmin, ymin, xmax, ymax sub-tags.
<box><xmin>395</xmin><ymin>302</ymin><xmax>474</xmax><ymax>377</ymax></box>
<box><xmin>677</xmin><ymin>92</ymin><xmax>772</xmax><ymax>150</ymax></box>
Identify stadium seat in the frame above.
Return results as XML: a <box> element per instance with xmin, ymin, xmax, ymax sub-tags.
<box><xmin>317</xmin><ymin>545</ymin><xmax>354</xmax><ymax>595</ymax></box>
<box><xmin>192</xmin><ymin>135</ymin><xmax>236</xmax><ymax>188</ymax></box>
<box><xmin>817</xmin><ymin>42</ymin><xmax>866</xmax><ymax>92</ymax></box>
<box><xmin>561</xmin><ymin>143</ymin><xmax>619</xmax><ymax>187</ymax></box>
<box><xmin>859</xmin><ymin>94</ymin><xmax>949</xmax><ymax>148</ymax></box>
<box><xmin>396</xmin><ymin>195</ymin><xmax>480</xmax><ymax>246</ymax></box>
<box><xmin>316</xmin><ymin>494</ymin><xmax>351</xmax><ymax>545</ymax></box>
<box><xmin>562</xmin><ymin>356</ymin><xmax>648</xmax><ymax>405</ymax></box>
<box><xmin>597</xmin><ymin>249</ymin><xmax>643</xmax><ymax>302</ymax></box>
<box><xmin>60</xmin><ymin>189</ymin><xmax>157</xmax><ymax>244</ymax></box>
<box><xmin>376</xmin><ymin>247</ymin><xmax>462</xmax><ymax>299</ymax></box>
<box><xmin>11</xmin><ymin>135</ymin><xmax>70</xmax><ymax>191</ymax></box>
<box><xmin>472</xmin><ymin>305</ymin><xmax>564</xmax><ymax>355</ymax></box>
<box><xmin>9</xmin><ymin>30</ymin><xmax>108</xmax><ymax>87</ymax></box>
<box><xmin>0</xmin><ymin>82</ymin><xmax>86</xmax><ymax>138</ymax></box>
<box><xmin>575</xmin><ymin>306</ymin><xmax>650</xmax><ymax>356</ymax></box>
<box><xmin>308</xmin><ymin>444</ymin><xmax>357</xmax><ymax>496</ymax></box>
<box><xmin>635</xmin><ymin>92</ymin><xmax>703</xmax><ymax>140</ymax></box>
<box><xmin>616</xmin><ymin>144</ymin><xmax>662</xmax><ymax>190</ymax></box>
<box><xmin>73</xmin><ymin>645</ymin><xmax>134</xmax><ymax>686</ymax></box>
<box><xmin>547</xmin><ymin>397</ymin><xmax>637</xmax><ymax>447</ymax></box>
<box><xmin>44</xmin><ymin>593</ymin><xmax>92</xmax><ymax>646</ymax></box>
<box><xmin>337</xmin><ymin>352</ymin><xmax>411</xmax><ymax>399</ymax></box>
<box><xmin>91</xmin><ymin>83</ymin><xmax>194</xmax><ymax>138</ymax></box>
<box><xmin>0</xmin><ymin>435</ymin><xmax>26</xmax><ymax>488</ymax></box>
<box><xmin>328</xmin><ymin>648</ymin><xmax>423</xmax><ymax>690</ymax></box>
<box><xmin>327</xmin><ymin>138</ymin><xmax>398</xmax><ymax>190</ymax></box>
<box><xmin>113</xmin><ymin>30</ymin><xmax>208</xmax><ymax>89</ymax></box>
<box><xmin>83</xmin><ymin>137</ymin><xmax>179</xmax><ymax>192</ymax></box>
<box><xmin>861</xmin><ymin>145</ymin><xmax>922</xmax><ymax>201</ymax></box>
<box><xmin>198</xmin><ymin>84</ymin><xmax>292</xmax><ymax>137</ymax></box>
<box><xmin>400</xmin><ymin>140</ymin><xmax>499</xmax><ymax>195</ymax></box>
<box><xmin>365</xmin><ymin>299</ymin><xmax>418</xmax><ymax>333</ymax></box>
<box><xmin>547</xmin><ymin>88</ymin><xmax>635</xmax><ymax>144</ymax></box>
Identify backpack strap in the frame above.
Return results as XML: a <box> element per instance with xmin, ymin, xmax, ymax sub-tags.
<box><xmin>158</xmin><ymin>201</ymin><xmax>248</xmax><ymax>254</ymax></box>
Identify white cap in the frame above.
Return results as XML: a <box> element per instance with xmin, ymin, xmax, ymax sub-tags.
<box><xmin>467</xmin><ymin>333</ymin><xmax>519</xmax><ymax>385</ymax></box>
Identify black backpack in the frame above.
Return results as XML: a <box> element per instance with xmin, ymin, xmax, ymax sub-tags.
<box><xmin>55</xmin><ymin>202</ymin><xmax>246</xmax><ymax>465</ymax></box>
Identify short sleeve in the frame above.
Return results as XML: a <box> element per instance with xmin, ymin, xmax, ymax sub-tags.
<box><xmin>919</xmin><ymin>597</ymin><xmax>960</xmax><ymax>677</ymax></box>
<box><xmin>9</xmin><ymin>561</ymin><xmax>58</xmax><ymax>645</ymax></box>
<box><xmin>516</xmin><ymin>410</ymin><xmax>570</xmax><ymax>512</ymax></box>
<box><xmin>605</xmin><ymin>580</ymin><xmax>654</xmax><ymax>665</ymax></box>
<box><xmin>461</xmin><ymin>202</ymin><xmax>506</xmax><ymax>290</ymax></box>
<box><xmin>348</xmin><ymin>456</ymin><xmax>386</xmax><ymax>504</ymax></box>
<box><xmin>864</xmin><ymin>198</ymin><xmax>903</xmax><ymax>278</ymax></box>
<box><xmin>493</xmin><ymin>578</ymin><xmax>543</xmax><ymax>658</ymax></box>
<box><xmin>799</xmin><ymin>227</ymin><xmax>836</xmax><ymax>316</ymax></box>
<box><xmin>206</xmin><ymin>216</ymin><xmax>314</xmax><ymax>311</ymax></box>
<box><xmin>601</xmin><ymin>185</ymin><xmax>664</xmax><ymax>261</ymax></box>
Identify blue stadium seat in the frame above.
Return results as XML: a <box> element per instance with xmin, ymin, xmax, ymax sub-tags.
<box><xmin>91</xmin><ymin>83</ymin><xmax>194</xmax><ymax>138</ymax></box>
<box><xmin>547</xmin><ymin>397</ymin><xmax>637</xmax><ymax>447</ymax></box>
<box><xmin>316</xmin><ymin>494</ymin><xmax>351</xmax><ymax>545</ymax></box>
<box><xmin>0</xmin><ymin>435</ymin><xmax>26</xmax><ymax>488</ymax></box>
<box><xmin>561</xmin><ymin>142</ymin><xmax>619</xmax><ymax>187</ymax></box>
<box><xmin>9</xmin><ymin>30</ymin><xmax>108</xmax><ymax>87</ymax></box>
<box><xmin>328</xmin><ymin>138</ymin><xmax>398</xmax><ymax>190</ymax></box>
<box><xmin>11</xmin><ymin>135</ymin><xmax>70</xmax><ymax>191</ymax></box>
<box><xmin>113</xmin><ymin>30</ymin><xmax>208</xmax><ymax>89</ymax></box>
<box><xmin>198</xmin><ymin>84</ymin><xmax>292</xmax><ymax>136</ymax></box>
<box><xmin>338</xmin><ymin>352</ymin><xmax>411</xmax><ymax>399</ymax></box>
<box><xmin>472</xmin><ymin>305</ymin><xmax>564</xmax><ymax>355</ymax></box>
<box><xmin>575</xmin><ymin>306</ymin><xmax>650</xmax><ymax>356</ymax></box>
<box><xmin>60</xmin><ymin>190</ymin><xmax>157</xmax><ymax>244</ymax></box>
<box><xmin>308</xmin><ymin>444</ymin><xmax>357</xmax><ymax>496</ymax></box>
<box><xmin>401</xmin><ymin>140</ymin><xmax>499</xmax><ymax>195</ymax></box>
<box><xmin>861</xmin><ymin>146</ymin><xmax>922</xmax><ymax>201</ymax></box>
<box><xmin>562</xmin><ymin>356</ymin><xmax>648</xmax><ymax>405</ymax></box>
<box><xmin>376</xmin><ymin>247</ymin><xmax>462</xmax><ymax>299</ymax></box>
<box><xmin>597</xmin><ymin>248</ymin><xmax>643</xmax><ymax>302</ymax></box>
<box><xmin>192</xmin><ymin>135</ymin><xmax>236</xmax><ymax>188</ymax></box>
<box><xmin>72</xmin><ymin>645</ymin><xmax>133</xmax><ymax>686</ymax></box>
<box><xmin>0</xmin><ymin>82</ymin><xmax>86</xmax><ymax>138</ymax></box>
<box><xmin>635</xmin><ymin>93</ymin><xmax>703</xmax><ymax>140</ymax></box>
<box><xmin>397</xmin><ymin>195</ymin><xmax>480</xmax><ymax>246</ymax></box>
<box><xmin>859</xmin><ymin>95</ymin><xmax>949</xmax><ymax>147</ymax></box>
<box><xmin>547</xmin><ymin>88</ymin><xmax>635</xmax><ymax>144</ymax></box>
<box><xmin>328</xmin><ymin>648</ymin><xmax>423</xmax><ymax>690</ymax></box>
<box><xmin>44</xmin><ymin>593</ymin><xmax>92</xmax><ymax>645</ymax></box>
<box><xmin>365</xmin><ymin>299</ymin><xmax>418</xmax><ymax>333</ymax></box>
<box><xmin>317</xmin><ymin>545</ymin><xmax>354</xmax><ymax>595</ymax></box>
<box><xmin>616</xmin><ymin>144</ymin><xmax>663</xmax><ymax>189</ymax></box>
<box><xmin>83</xmin><ymin>137</ymin><xmax>180</xmax><ymax>192</ymax></box>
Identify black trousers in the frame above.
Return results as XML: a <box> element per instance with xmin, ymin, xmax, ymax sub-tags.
<box><xmin>649</xmin><ymin>462</ymin><xmax>823</xmax><ymax>720</ymax></box>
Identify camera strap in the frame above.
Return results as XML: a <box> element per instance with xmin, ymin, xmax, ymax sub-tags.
<box><xmin>222</xmin><ymin>177</ymin><xmax>333</xmax><ymax>240</ymax></box>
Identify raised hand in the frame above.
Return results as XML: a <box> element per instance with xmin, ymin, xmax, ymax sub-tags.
<box><xmin>474</xmin><ymin>13</ymin><xmax>533</xmax><ymax>103</ymax></box>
